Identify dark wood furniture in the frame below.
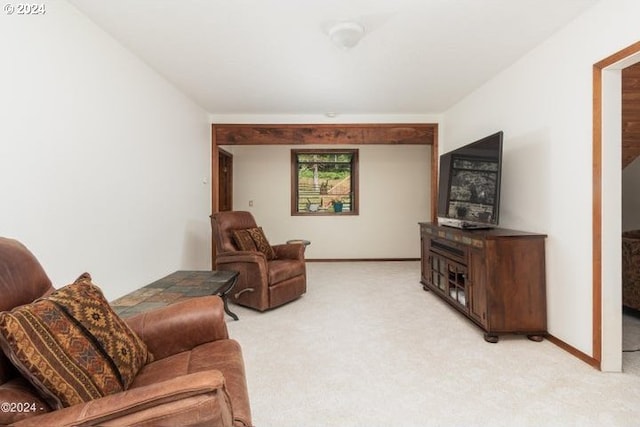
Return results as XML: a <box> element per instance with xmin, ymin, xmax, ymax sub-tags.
<box><xmin>111</xmin><ymin>270</ymin><xmax>240</xmax><ymax>320</ymax></box>
<box><xmin>420</xmin><ymin>222</ymin><xmax>547</xmax><ymax>343</ymax></box>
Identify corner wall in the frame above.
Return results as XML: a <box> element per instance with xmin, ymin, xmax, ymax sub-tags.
<box><xmin>0</xmin><ymin>2</ymin><xmax>211</xmax><ymax>299</ymax></box>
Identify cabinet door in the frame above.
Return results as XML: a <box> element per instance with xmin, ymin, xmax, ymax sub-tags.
<box><xmin>429</xmin><ymin>253</ymin><xmax>448</xmax><ymax>293</ymax></box>
<box><xmin>420</xmin><ymin>234</ymin><xmax>429</xmax><ymax>285</ymax></box>
<box><xmin>446</xmin><ymin>260</ymin><xmax>468</xmax><ymax>311</ymax></box>
<box><xmin>468</xmin><ymin>249</ymin><xmax>488</xmax><ymax>328</ymax></box>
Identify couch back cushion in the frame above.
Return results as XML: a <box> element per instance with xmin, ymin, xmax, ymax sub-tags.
<box><xmin>0</xmin><ymin>237</ymin><xmax>54</xmax><ymax>385</ymax></box>
<box><xmin>0</xmin><ymin>237</ymin><xmax>54</xmax><ymax>315</ymax></box>
<box><xmin>211</xmin><ymin>211</ymin><xmax>259</xmax><ymax>253</ymax></box>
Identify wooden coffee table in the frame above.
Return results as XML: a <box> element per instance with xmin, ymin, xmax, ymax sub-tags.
<box><xmin>111</xmin><ymin>270</ymin><xmax>240</xmax><ymax>320</ymax></box>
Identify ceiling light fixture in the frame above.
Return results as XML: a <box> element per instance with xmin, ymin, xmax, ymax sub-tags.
<box><xmin>328</xmin><ymin>21</ymin><xmax>365</xmax><ymax>49</ymax></box>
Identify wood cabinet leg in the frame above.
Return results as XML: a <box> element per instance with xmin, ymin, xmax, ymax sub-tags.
<box><xmin>527</xmin><ymin>334</ymin><xmax>544</xmax><ymax>342</ymax></box>
<box><xmin>483</xmin><ymin>333</ymin><xmax>499</xmax><ymax>343</ymax></box>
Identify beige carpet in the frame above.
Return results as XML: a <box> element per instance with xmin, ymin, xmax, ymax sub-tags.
<box><xmin>226</xmin><ymin>262</ymin><xmax>640</xmax><ymax>427</ymax></box>
<box><xmin>623</xmin><ymin>310</ymin><xmax>640</xmax><ymax>375</ymax></box>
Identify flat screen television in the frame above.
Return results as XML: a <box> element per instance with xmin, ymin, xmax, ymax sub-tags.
<box><xmin>437</xmin><ymin>131</ymin><xmax>503</xmax><ymax>229</ymax></box>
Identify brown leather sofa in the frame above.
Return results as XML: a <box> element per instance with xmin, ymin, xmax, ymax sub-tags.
<box><xmin>211</xmin><ymin>211</ymin><xmax>306</xmax><ymax>311</ymax></box>
<box><xmin>0</xmin><ymin>237</ymin><xmax>252</xmax><ymax>427</ymax></box>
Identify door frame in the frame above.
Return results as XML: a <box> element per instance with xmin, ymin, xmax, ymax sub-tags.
<box><xmin>593</xmin><ymin>40</ymin><xmax>640</xmax><ymax>371</ymax></box>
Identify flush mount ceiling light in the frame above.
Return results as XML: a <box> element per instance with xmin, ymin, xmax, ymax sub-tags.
<box><xmin>328</xmin><ymin>21</ymin><xmax>365</xmax><ymax>49</ymax></box>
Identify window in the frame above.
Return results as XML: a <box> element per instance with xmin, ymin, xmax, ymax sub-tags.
<box><xmin>291</xmin><ymin>149</ymin><xmax>358</xmax><ymax>216</ymax></box>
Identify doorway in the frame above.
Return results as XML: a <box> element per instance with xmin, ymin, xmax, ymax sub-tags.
<box><xmin>218</xmin><ymin>148</ymin><xmax>233</xmax><ymax>212</ymax></box>
<box><xmin>593</xmin><ymin>41</ymin><xmax>640</xmax><ymax>371</ymax></box>
<box><xmin>621</xmin><ymin>62</ymin><xmax>640</xmax><ymax>372</ymax></box>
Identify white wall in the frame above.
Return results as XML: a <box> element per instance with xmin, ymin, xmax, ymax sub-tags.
<box><xmin>442</xmin><ymin>0</ymin><xmax>640</xmax><ymax>369</ymax></box>
<box><xmin>0</xmin><ymin>1</ymin><xmax>211</xmax><ymax>300</ymax></box>
<box><xmin>225</xmin><ymin>144</ymin><xmax>430</xmax><ymax>259</ymax></box>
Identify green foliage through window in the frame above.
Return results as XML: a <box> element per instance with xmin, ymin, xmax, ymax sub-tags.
<box><xmin>291</xmin><ymin>149</ymin><xmax>358</xmax><ymax>216</ymax></box>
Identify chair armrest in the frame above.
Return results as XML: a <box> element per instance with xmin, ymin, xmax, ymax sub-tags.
<box><xmin>273</xmin><ymin>243</ymin><xmax>305</xmax><ymax>260</ymax></box>
<box><xmin>125</xmin><ymin>296</ymin><xmax>229</xmax><ymax>360</ymax></box>
<box><xmin>216</xmin><ymin>250</ymin><xmax>267</xmax><ymax>264</ymax></box>
<box><xmin>11</xmin><ymin>371</ymin><xmax>232</xmax><ymax>427</ymax></box>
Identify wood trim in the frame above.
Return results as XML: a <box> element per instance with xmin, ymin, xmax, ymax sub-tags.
<box><xmin>546</xmin><ymin>334</ymin><xmax>600</xmax><ymax>369</ymax></box>
<box><xmin>594</xmin><ymin>40</ymin><xmax>640</xmax><ymax>69</ymax></box>
<box><xmin>290</xmin><ymin>148</ymin><xmax>359</xmax><ymax>216</ymax></box>
<box><xmin>431</xmin><ymin>125</ymin><xmax>439</xmax><ymax>223</ymax></box>
<box><xmin>306</xmin><ymin>258</ymin><xmax>421</xmax><ymax>262</ymax></box>
<box><xmin>211</xmin><ymin>128</ymin><xmax>219</xmax><ymax>269</ymax></box>
<box><xmin>214</xmin><ymin>123</ymin><xmax>436</xmax><ymax>145</ymax></box>
<box><xmin>592</xmin><ymin>40</ymin><xmax>640</xmax><ymax>370</ymax></box>
<box><xmin>211</xmin><ymin>130</ymin><xmax>219</xmax><ymax>214</ymax></box>
<box><xmin>592</xmin><ymin>64</ymin><xmax>603</xmax><ymax>366</ymax></box>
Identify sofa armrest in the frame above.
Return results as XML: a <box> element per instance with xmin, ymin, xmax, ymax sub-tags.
<box><xmin>125</xmin><ymin>296</ymin><xmax>229</xmax><ymax>360</ymax></box>
<box><xmin>273</xmin><ymin>243</ymin><xmax>305</xmax><ymax>260</ymax></box>
<box><xmin>11</xmin><ymin>371</ymin><xmax>232</xmax><ymax>427</ymax></box>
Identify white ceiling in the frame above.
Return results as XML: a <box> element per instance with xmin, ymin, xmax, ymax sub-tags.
<box><xmin>68</xmin><ymin>0</ymin><xmax>598</xmax><ymax>116</ymax></box>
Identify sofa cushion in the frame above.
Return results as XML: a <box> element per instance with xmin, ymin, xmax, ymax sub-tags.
<box><xmin>0</xmin><ymin>273</ymin><xmax>152</xmax><ymax>409</ymax></box>
<box><xmin>132</xmin><ymin>339</ymin><xmax>251</xmax><ymax>427</ymax></box>
<box><xmin>233</xmin><ymin>227</ymin><xmax>276</xmax><ymax>260</ymax></box>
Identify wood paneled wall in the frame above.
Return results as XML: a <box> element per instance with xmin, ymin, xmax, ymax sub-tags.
<box><xmin>622</xmin><ymin>62</ymin><xmax>640</xmax><ymax>168</ymax></box>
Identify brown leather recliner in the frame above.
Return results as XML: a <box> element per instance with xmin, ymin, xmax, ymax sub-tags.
<box><xmin>211</xmin><ymin>211</ymin><xmax>306</xmax><ymax>311</ymax></box>
<box><xmin>0</xmin><ymin>237</ymin><xmax>252</xmax><ymax>427</ymax></box>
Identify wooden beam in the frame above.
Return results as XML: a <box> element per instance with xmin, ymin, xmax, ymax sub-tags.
<box><xmin>213</xmin><ymin>124</ymin><xmax>436</xmax><ymax>145</ymax></box>
<box><xmin>431</xmin><ymin>125</ymin><xmax>439</xmax><ymax>223</ymax></box>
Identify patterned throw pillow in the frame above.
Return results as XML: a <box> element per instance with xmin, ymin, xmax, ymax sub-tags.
<box><xmin>232</xmin><ymin>227</ymin><xmax>276</xmax><ymax>260</ymax></box>
<box><xmin>0</xmin><ymin>273</ymin><xmax>152</xmax><ymax>409</ymax></box>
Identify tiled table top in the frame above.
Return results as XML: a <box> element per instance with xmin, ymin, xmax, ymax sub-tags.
<box><xmin>111</xmin><ymin>270</ymin><xmax>238</xmax><ymax>318</ymax></box>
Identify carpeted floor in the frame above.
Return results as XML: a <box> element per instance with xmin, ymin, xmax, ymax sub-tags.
<box><xmin>226</xmin><ymin>262</ymin><xmax>640</xmax><ymax>427</ymax></box>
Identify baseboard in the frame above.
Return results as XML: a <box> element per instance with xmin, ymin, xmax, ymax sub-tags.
<box><xmin>306</xmin><ymin>258</ymin><xmax>420</xmax><ymax>262</ymax></box>
<box><xmin>545</xmin><ymin>334</ymin><xmax>600</xmax><ymax>370</ymax></box>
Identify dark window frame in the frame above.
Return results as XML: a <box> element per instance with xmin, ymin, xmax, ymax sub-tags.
<box><xmin>291</xmin><ymin>148</ymin><xmax>359</xmax><ymax>216</ymax></box>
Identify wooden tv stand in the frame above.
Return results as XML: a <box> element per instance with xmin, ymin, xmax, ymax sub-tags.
<box><xmin>419</xmin><ymin>222</ymin><xmax>547</xmax><ymax>343</ymax></box>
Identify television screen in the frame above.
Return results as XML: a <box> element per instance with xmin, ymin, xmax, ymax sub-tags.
<box><xmin>437</xmin><ymin>131</ymin><xmax>503</xmax><ymax>229</ymax></box>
